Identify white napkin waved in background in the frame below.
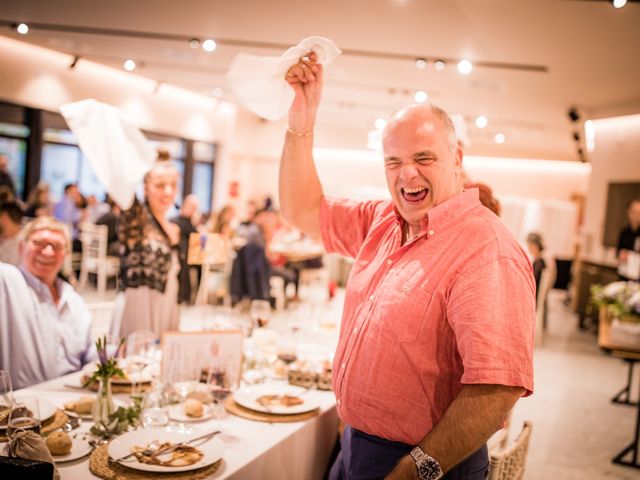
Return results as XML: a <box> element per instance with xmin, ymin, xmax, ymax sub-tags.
<box><xmin>60</xmin><ymin>99</ymin><xmax>156</xmax><ymax>210</ymax></box>
<box><xmin>226</xmin><ymin>36</ymin><xmax>342</xmax><ymax>121</ymax></box>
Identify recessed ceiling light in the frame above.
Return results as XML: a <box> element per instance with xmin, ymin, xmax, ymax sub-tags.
<box><xmin>494</xmin><ymin>133</ymin><xmax>506</xmax><ymax>144</ymax></box>
<box><xmin>202</xmin><ymin>39</ymin><xmax>217</xmax><ymax>52</ymax></box>
<box><xmin>375</xmin><ymin>118</ymin><xmax>387</xmax><ymax>130</ymax></box>
<box><xmin>415</xmin><ymin>58</ymin><xmax>427</xmax><ymax>70</ymax></box>
<box><xmin>414</xmin><ymin>90</ymin><xmax>428</xmax><ymax>103</ymax></box>
<box><xmin>434</xmin><ymin>60</ymin><xmax>445</xmax><ymax>71</ymax></box>
<box><xmin>123</xmin><ymin>59</ymin><xmax>136</xmax><ymax>71</ymax></box>
<box><xmin>16</xmin><ymin>23</ymin><xmax>29</xmax><ymax>35</ymax></box>
<box><xmin>475</xmin><ymin>116</ymin><xmax>488</xmax><ymax>129</ymax></box>
<box><xmin>189</xmin><ymin>38</ymin><xmax>200</xmax><ymax>49</ymax></box>
<box><xmin>613</xmin><ymin>0</ymin><xmax>627</xmax><ymax>8</ymax></box>
<box><xmin>457</xmin><ymin>59</ymin><xmax>473</xmax><ymax>75</ymax></box>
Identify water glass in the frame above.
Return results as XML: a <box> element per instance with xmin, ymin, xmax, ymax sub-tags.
<box><xmin>0</xmin><ymin>370</ymin><xmax>13</xmax><ymax>427</ymax></box>
<box><xmin>8</xmin><ymin>397</ymin><xmax>41</xmax><ymax>438</ymax></box>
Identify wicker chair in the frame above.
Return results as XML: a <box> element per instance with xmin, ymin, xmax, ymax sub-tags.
<box><xmin>488</xmin><ymin>421</ymin><xmax>533</xmax><ymax>480</ymax></box>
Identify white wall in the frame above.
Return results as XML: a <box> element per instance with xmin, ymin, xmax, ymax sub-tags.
<box><xmin>582</xmin><ymin>114</ymin><xmax>640</xmax><ymax>260</ymax></box>
<box><xmin>0</xmin><ymin>36</ymin><xmax>237</xmax><ymax>212</ymax></box>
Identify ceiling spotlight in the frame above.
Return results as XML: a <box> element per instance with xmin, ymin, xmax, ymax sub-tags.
<box><xmin>494</xmin><ymin>133</ymin><xmax>506</xmax><ymax>144</ymax></box>
<box><xmin>434</xmin><ymin>59</ymin><xmax>445</xmax><ymax>71</ymax></box>
<box><xmin>123</xmin><ymin>59</ymin><xmax>136</xmax><ymax>71</ymax></box>
<box><xmin>375</xmin><ymin>118</ymin><xmax>387</xmax><ymax>130</ymax></box>
<box><xmin>613</xmin><ymin>0</ymin><xmax>627</xmax><ymax>8</ymax></box>
<box><xmin>475</xmin><ymin>115</ymin><xmax>488</xmax><ymax>129</ymax></box>
<box><xmin>457</xmin><ymin>59</ymin><xmax>473</xmax><ymax>75</ymax></box>
<box><xmin>415</xmin><ymin>58</ymin><xmax>427</xmax><ymax>70</ymax></box>
<box><xmin>568</xmin><ymin>107</ymin><xmax>580</xmax><ymax>123</ymax></box>
<box><xmin>189</xmin><ymin>38</ymin><xmax>200</xmax><ymax>49</ymax></box>
<box><xmin>69</xmin><ymin>55</ymin><xmax>80</xmax><ymax>70</ymax></box>
<box><xmin>414</xmin><ymin>90</ymin><xmax>428</xmax><ymax>103</ymax></box>
<box><xmin>202</xmin><ymin>39</ymin><xmax>217</xmax><ymax>52</ymax></box>
<box><xmin>16</xmin><ymin>23</ymin><xmax>29</xmax><ymax>35</ymax></box>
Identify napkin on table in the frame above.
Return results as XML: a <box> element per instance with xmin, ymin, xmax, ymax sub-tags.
<box><xmin>60</xmin><ymin>99</ymin><xmax>156</xmax><ymax>210</ymax></box>
<box><xmin>226</xmin><ymin>36</ymin><xmax>341</xmax><ymax>121</ymax></box>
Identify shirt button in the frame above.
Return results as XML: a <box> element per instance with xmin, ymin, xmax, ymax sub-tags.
<box><xmin>353</xmin><ymin>327</ymin><xmax>358</xmax><ymax>333</ymax></box>
<box><xmin>337</xmin><ymin>399</ymin><xmax>341</xmax><ymax>406</ymax></box>
<box><xmin>341</xmin><ymin>362</ymin><xmax>346</xmax><ymax>369</ymax></box>
<box><xmin>429</xmin><ymin>230</ymin><xmax>434</xmax><ymax>236</ymax></box>
<box><xmin>369</xmin><ymin>294</ymin><xmax>374</xmax><ymax>301</ymax></box>
<box><xmin>386</xmin><ymin>259</ymin><xmax>392</xmax><ymax>265</ymax></box>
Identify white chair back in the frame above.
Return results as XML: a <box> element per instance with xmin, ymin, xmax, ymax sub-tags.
<box><xmin>78</xmin><ymin>222</ymin><xmax>119</xmax><ymax>295</ymax></box>
<box><xmin>488</xmin><ymin>421</ymin><xmax>533</xmax><ymax>480</ymax></box>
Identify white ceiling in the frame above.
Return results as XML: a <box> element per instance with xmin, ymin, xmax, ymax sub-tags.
<box><xmin>1</xmin><ymin>0</ymin><xmax>639</xmax><ymax>160</ymax></box>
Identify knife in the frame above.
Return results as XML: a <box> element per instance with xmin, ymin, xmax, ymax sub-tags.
<box><xmin>113</xmin><ymin>430</ymin><xmax>221</xmax><ymax>463</ymax></box>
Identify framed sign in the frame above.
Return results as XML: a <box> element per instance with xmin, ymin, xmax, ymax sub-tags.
<box><xmin>161</xmin><ymin>330</ymin><xmax>244</xmax><ymax>389</ymax></box>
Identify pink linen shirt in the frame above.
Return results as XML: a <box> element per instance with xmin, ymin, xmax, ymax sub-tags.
<box><xmin>320</xmin><ymin>188</ymin><xmax>535</xmax><ymax>445</ymax></box>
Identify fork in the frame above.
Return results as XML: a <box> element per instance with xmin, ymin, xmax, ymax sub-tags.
<box><xmin>112</xmin><ymin>439</ymin><xmax>162</xmax><ymax>463</ymax></box>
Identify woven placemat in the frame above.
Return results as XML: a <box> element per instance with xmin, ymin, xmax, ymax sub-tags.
<box><xmin>223</xmin><ymin>397</ymin><xmax>319</xmax><ymax>423</ymax></box>
<box><xmin>81</xmin><ymin>375</ymin><xmax>152</xmax><ymax>394</ymax></box>
<box><xmin>41</xmin><ymin>409</ymin><xmax>68</xmax><ymax>436</ymax></box>
<box><xmin>89</xmin><ymin>443</ymin><xmax>222</xmax><ymax>480</ymax></box>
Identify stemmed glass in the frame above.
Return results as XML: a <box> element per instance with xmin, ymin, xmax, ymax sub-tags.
<box><xmin>250</xmin><ymin>299</ymin><xmax>271</xmax><ymax>331</ymax></box>
<box><xmin>0</xmin><ymin>370</ymin><xmax>13</xmax><ymax>431</ymax></box>
<box><xmin>126</xmin><ymin>330</ymin><xmax>156</xmax><ymax>398</ymax></box>
<box><xmin>7</xmin><ymin>397</ymin><xmax>41</xmax><ymax>439</ymax></box>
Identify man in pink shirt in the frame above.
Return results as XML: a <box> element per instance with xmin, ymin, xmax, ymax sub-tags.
<box><xmin>280</xmin><ymin>53</ymin><xmax>535</xmax><ymax>480</ymax></box>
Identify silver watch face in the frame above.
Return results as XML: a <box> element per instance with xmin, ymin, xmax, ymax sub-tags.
<box><xmin>417</xmin><ymin>456</ymin><xmax>442</xmax><ymax>480</ymax></box>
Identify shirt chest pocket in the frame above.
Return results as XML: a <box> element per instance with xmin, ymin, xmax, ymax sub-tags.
<box><xmin>374</xmin><ymin>280</ymin><xmax>434</xmax><ymax>342</ymax></box>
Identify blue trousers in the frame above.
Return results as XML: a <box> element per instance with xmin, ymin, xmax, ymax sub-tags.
<box><xmin>329</xmin><ymin>425</ymin><xmax>489</xmax><ymax>480</ymax></box>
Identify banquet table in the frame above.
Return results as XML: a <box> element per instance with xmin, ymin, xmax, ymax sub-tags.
<box><xmin>11</xmin><ymin>371</ymin><xmax>338</xmax><ymax>479</ymax></box>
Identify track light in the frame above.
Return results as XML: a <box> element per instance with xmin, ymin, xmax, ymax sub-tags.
<box><xmin>69</xmin><ymin>55</ymin><xmax>80</xmax><ymax>70</ymax></box>
<box><xmin>189</xmin><ymin>38</ymin><xmax>200</xmax><ymax>49</ymax></box>
<box><xmin>123</xmin><ymin>59</ymin><xmax>136</xmax><ymax>71</ymax></box>
<box><xmin>494</xmin><ymin>133</ymin><xmax>506</xmax><ymax>144</ymax></box>
<box><xmin>613</xmin><ymin>0</ymin><xmax>627</xmax><ymax>8</ymax></box>
<box><xmin>475</xmin><ymin>116</ymin><xmax>488</xmax><ymax>129</ymax></box>
<box><xmin>457</xmin><ymin>59</ymin><xmax>473</xmax><ymax>75</ymax></box>
<box><xmin>414</xmin><ymin>90</ymin><xmax>428</xmax><ymax>103</ymax></box>
<box><xmin>202</xmin><ymin>39</ymin><xmax>217</xmax><ymax>52</ymax></box>
<box><xmin>568</xmin><ymin>107</ymin><xmax>580</xmax><ymax>123</ymax></box>
<box><xmin>434</xmin><ymin>60</ymin><xmax>445</xmax><ymax>71</ymax></box>
<box><xmin>415</xmin><ymin>58</ymin><xmax>427</xmax><ymax>69</ymax></box>
<box><xmin>16</xmin><ymin>23</ymin><xmax>29</xmax><ymax>35</ymax></box>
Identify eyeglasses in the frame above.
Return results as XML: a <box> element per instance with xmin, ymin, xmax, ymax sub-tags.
<box><xmin>30</xmin><ymin>238</ymin><xmax>65</xmax><ymax>252</ymax></box>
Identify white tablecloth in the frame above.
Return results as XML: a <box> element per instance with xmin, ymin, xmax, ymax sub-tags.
<box><xmin>14</xmin><ymin>372</ymin><xmax>338</xmax><ymax>479</ymax></box>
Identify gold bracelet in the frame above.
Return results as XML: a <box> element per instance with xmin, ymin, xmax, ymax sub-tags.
<box><xmin>287</xmin><ymin>127</ymin><xmax>313</xmax><ymax>137</ymax></box>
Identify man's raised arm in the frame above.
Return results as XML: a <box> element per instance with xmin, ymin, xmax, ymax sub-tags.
<box><xmin>279</xmin><ymin>52</ymin><xmax>324</xmax><ymax>240</ymax></box>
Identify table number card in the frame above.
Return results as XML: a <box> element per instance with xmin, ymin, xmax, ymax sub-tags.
<box><xmin>161</xmin><ymin>331</ymin><xmax>244</xmax><ymax>389</ymax></box>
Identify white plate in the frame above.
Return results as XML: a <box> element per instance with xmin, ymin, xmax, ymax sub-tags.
<box><xmin>107</xmin><ymin>425</ymin><xmax>223</xmax><ymax>473</ymax></box>
<box><xmin>168</xmin><ymin>403</ymin><xmax>216</xmax><ymax>423</ymax></box>
<box><xmin>82</xmin><ymin>362</ymin><xmax>154</xmax><ymax>385</ymax></box>
<box><xmin>52</xmin><ymin>429</ymin><xmax>94</xmax><ymax>463</ymax></box>
<box><xmin>63</xmin><ymin>397</ymin><xmax>127</xmax><ymax>419</ymax></box>
<box><xmin>233</xmin><ymin>384</ymin><xmax>317</xmax><ymax>415</ymax></box>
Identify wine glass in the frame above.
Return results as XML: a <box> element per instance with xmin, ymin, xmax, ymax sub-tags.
<box><xmin>0</xmin><ymin>370</ymin><xmax>13</xmax><ymax>429</ymax></box>
<box><xmin>126</xmin><ymin>330</ymin><xmax>156</xmax><ymax>398</ymax></box>
<box><xmin>250</xmin><ymin>299</ymin><xmax>271</xmax><ymax>330</ymax></box>
<box><xmin>8</xmin><ymin>397</ymin><xmax>41</xmax><ymax>439</ymax></box>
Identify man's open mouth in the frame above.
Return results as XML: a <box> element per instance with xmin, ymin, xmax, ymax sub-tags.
<box><xmin>401</xmin><ymin>186</ymin><xmax>428</xmax><ymax>203</ymax></box>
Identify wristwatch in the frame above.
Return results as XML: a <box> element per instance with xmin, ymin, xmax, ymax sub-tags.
<box><xmin>410</xmin><ymin>446</ymin><xmax>443</xmax><ymax>480</ymax></box>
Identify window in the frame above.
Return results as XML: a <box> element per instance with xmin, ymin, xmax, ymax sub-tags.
<box><xmin>41</xmin><ymin>143</ymin><xmax>81</xmax><ymax>200</ymax></box>
<box><xmin>0</xmin><ymin>122</ymin><xmax>29</xmax><ymax>199</ymax></box>
<box><xmin>192</xmin><ymin>142</ymin><xmax>216</xmax><ymax>213</ymax></box>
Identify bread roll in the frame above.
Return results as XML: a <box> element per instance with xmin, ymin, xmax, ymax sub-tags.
<box><xmin>46</xmin><ymin>431</ymin><xmax>72</xmax><ymax>456</ymax></box>
<box><xmin>184</xmin><ymin>398</ymin><xmax>204</xmax><ymax>418</ymax></box>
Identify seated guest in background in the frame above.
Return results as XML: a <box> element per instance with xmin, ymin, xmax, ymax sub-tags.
<box><xmin>210</xmin><ymin>204</ymin><xmax>237</xmax><ymax>239</ymax></box>
<box><xmin>54</xmin><ymin>183</ymin><xmax>84</xmax><ymax>251</ymax></box>
<box><xmin>95</xmin><ymin>196</ymin><xmax>121</xmax><ymax>256</ymax></box>
<box><xmin>0</xmin><ymin>201</ymin><xmax>24</xmax><ymax>265</ymax></box>
<box><xmin>0</xmin><ymin>154</ymin><xmax>16</xmax><ymax>198</ymax></box>
<box><xmin>171</xmin><ymin>194</ymin><xmax>200</xmax><ymax>304</ymax></box>
<box><xmin>85</xmin><ymin>194</ymin><xmax>110</xmax><ymax>223</ymax></box>
<box><xmin>617</xmin><ymin>197</ymin><xmax>640</xmax><ymax>281</ymax></box>
<box><xmin>0</xmin><ymin>185</ymin><xmax>15</xmax><ymax>206</ymax></box>
<box><xmin>526</xmin><ymin>232</ymin><xmax>547</xmax><ymax>298</ymax></box>
<box><xmin>0</xmin><ymin>216</ymin><xmax>94</xmax><ymax>389</ymax></box>
<box><xmin>24</xmin><ymin>181</ymin><xmax>52</xmax><ymax>218</ymax></box>
<box><xmin>464</xmin><ymin>181</ymin><xmax>501</xmax><ymax>216</ymax></box>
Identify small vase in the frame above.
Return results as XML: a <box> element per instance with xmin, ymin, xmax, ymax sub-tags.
<box><xmin>92</xmin><ymin>377</ymin><xmax>116</xmax><ymax>427</ymax></box>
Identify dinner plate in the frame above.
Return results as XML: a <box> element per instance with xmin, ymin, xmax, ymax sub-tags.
<box><xmin>12</xmin><ymin>395</ymin><xmax>57</xmax><ymax>423</ymax></box>
<box><xmin>63</xmin><ymin>397</ymin><xmax>127</xmax><ymax>419</ymax></box>
<box><xmin>107</xmin><ymin>425</ymin><xmax>224</xmax><ymax>473</ymax></box>
<box><xmin>52</xmin><ymin>428</ymin><xmax>94</xmax><ymax>463</ymax></box>
<box><xmin>82</xmin><ymin>361</ymin><xmax>154</xmax><ymax>385</ymax></box>
<box><xmin>168</xmin><ymin>403</ymin><xmax>217</xmax><ymax>423</ymax></box>
<box><xmin>233</xmin><ymin>384</ymin><xmax>317</xmax><ymax>415</ymax></box>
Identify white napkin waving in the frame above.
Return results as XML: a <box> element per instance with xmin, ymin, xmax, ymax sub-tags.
<box><xmin>59</xmin><ymin>99</ymin><xmax>156</xmax><ymax>210</ymax></box>
<box><xmin>226</xmin><ymin>36</ymin><xmax>341</xmax><ymax>121</ymax></box>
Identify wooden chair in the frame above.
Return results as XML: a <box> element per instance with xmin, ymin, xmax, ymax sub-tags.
<box><xmin>488</xmin><ymin>421</ymin><xmax>533</xmax><ymax>480</ymax></box>
<box><xmin>78</xmin><ymin>222</ymin><xmax>119</xmax><ymax>295</ymax></box>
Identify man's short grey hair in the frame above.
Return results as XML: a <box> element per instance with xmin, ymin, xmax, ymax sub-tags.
<box><xmin>19</xmin><ymin>215</ymin><xmax>71</xmax><ymax>252</ymax></box>
<box><xmin>428</xmin><ymin>103</ymin><xmax>459</xmax><ymax>154</ymax></box>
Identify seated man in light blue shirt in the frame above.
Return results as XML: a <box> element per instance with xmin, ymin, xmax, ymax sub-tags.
<box><xmin>53</xmin><ymin>183</ymin><xmax>83</xmax><ymax>248</ymax></box>
<box><xmin>0</xmin><ymin>216</ymin><xmax>95</xmax><ymax>389</ymax></box>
